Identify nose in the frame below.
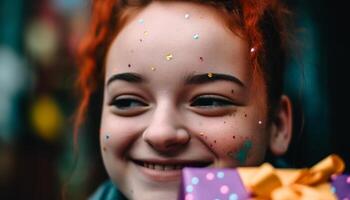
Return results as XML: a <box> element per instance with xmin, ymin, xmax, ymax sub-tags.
<box><xmin>142</xmin><ymin>103</ymin><xmax>190</xmax><ymax>153</ymax></box>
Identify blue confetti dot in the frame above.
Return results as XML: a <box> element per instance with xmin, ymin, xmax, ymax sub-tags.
<box><xmin>186</xmin><ymin>185</ymin><xmax>194</xmax><ymax>193</ymax></box>
<box><xmin>217</xmin><ymin>171</ymin><xmax>225</xmax><ymax>179</ymax></box>
<box><xmin>229</xmin><ymin>193</ymin><xmax>238</xmax><ymax>200</ymax></box>
<box><xmin>191</xmin><ymin>177</ymin><xmax>199</xmax><ymax>185</ymax></box>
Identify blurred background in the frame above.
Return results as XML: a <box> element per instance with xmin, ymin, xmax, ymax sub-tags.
<box><xmin>0</xmin><ymin>0</ymin><xmax>349</xmax><ymax>199</ymax></box>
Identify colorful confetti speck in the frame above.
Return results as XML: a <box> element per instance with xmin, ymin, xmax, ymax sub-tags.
<box><xmin>193</xmin><ymin>33</ymin><xmax>199</xmax><ymax>40</ymax></box>
<box><xmin>166</xmin><ymin>53</ymin><xmax>173</xmax><ymax>61</ymax></box>
<box><xmin>185</xmin><ymin>13</ymin><xmax>190</xmax><ymax>19</ymax></box>
<box><xmin>138</xmin><ymin>19</ymin><xmax>144</xmax><ymax>24</ymax></box>
<box><xmin>258</xmin><ymin>120</ymin><xmax>262</xmax><ymax>124</ymax></box>
<box><xmin>151</xmin><ymin>67</ymin><xmax>156</xmax><ymax>71</ymax></box>
<box><xmin>235</xmin><ymin>140</ymin><xmax>252</xmax><ymax>164</ymax></box>
<box><xmin>208</xmin><ymin>73</ymin><xmax>213</xmax><ymax>78</ymax></box>
<box><xmin>250</xmin><ymin>47</ymin><xmax>255</xmax><ymax>52</ymax></box>
<box><xmin>144</xmin><ymin>31</ymin><xmax>148</xmax><ymax>36</ymax></box>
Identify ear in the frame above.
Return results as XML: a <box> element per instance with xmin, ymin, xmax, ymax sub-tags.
<box><xmin>269</xmin><ymin>95</ymin><xmax>293</xmax><ymax>156</ymax></box>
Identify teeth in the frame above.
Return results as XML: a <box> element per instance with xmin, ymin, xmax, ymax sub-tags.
<box><xmin>143</xmin><ymin>162</ymin><xmax>182</xmax><ymax>171</ymax></box>
<box><xmin>154</xmin><ymin>164</ymin><xmax>163</xmax><ymax>170</ymax></box>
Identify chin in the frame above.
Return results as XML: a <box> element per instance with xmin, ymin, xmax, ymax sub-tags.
<box><xmin>128</xmin><ymin>184</ymin><xmax>179</xmax><ymax>200</ymax></box>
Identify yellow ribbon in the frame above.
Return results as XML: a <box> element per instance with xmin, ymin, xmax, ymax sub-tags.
<box><xmin>238</xmin><ymin>154</ymin><xmax>345</xmax><ymax>200</ymax></box>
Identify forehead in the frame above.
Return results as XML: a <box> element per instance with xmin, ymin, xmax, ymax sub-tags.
<box><xmin>106</xmin><ymin>1</ymin><xmax>249</xmax><ymax>81</ymax></box>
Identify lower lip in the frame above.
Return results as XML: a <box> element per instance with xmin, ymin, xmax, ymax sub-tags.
<box><xmin>133</xmin><ymin>162</ymin><xmax>183</xmax><ymax>182</ymax></box>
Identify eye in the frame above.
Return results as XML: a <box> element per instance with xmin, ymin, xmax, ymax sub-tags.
<box><xmin>110</xmin><ymin>98</ymin><xmax>148</xmax><ymax>110</ymax></box>
<box><xmin>190</xmin><ymin>95</ymin><xmax>234</xmax><ymax>107</ymax></box>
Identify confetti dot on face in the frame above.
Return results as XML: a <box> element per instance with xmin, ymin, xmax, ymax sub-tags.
<box><xmin>220</xmin><ymin>185</ymin><xmax>229</xmax><ymax>194</ymax></box>
<box><xmin>151</xmin><ymin>67</ymin><xmax>156</xmax><ymax>71</ymax></box>
<box><xmin>166</xmin><ymin>53</ymin><xmax>173</xmax><ymax>61</ymax></box>
<box><xmin>144</xmin><ymin>31</ymin><xmax>148</xmax><ymax>36</ymax></box>
<box><xmin>208</xmin><ymin>73</ymin><xmax>213</xmax><ymax>78</ymax></box>
<box><xmin>193</xmin><ymin>33</ymin><xmax>199</xmax><ymax>40</ymax></box>
<box><xmin>258</xmin><ymin>120</ymin><xmax>262</xmax><ymax>124</ymax></box>
<box><xmin>191</xmin><ymin>177</ymin><xmax>199</xmax><ymax>185</ymax></box>
<box><xmin>186</xmin><ymin>185</ymin><xmax>194</xmax><ymax>193</ymax></box>
<box><xmin>138</xmin><ymin>19</ymin><xmax>144</xmax><ymax>24</ymax></box>
<box><xmin>185</xmin><ymin>13</ymin><xmax>190</xmax><ymax>19</ymax></box>
<box><xmin>250</xmin><ymin>47</ymin><xmax>255</xmax><ymax>52</ymax></box>
<box><xmin>206</xmin><ymin>172</ymin><xmax>214</xmax><ymax>180</ymax></box>
<box><xmin>217</xmin><ymin>171</ymin><xmax>225</xmax><ymax>179</ymax></box>
<box><xmin>229</xmin><ymin>193</ymin><xmax>238</xmax><ymax>200</ymax></box>
<box><xmin>185</xmin><ymin>194</ymin><xmax>194</xmax><ymax>200</ymax></box>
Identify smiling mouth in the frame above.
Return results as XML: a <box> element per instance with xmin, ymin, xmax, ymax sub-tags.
<box><xmin>132</xmin><ymin>159</ymin><xmax>212</xmax><ymax>171</ymax></box>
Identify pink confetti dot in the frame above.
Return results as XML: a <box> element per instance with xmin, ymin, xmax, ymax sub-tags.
<box><xmin>220</xmin><ymin>185</ymin><xmax>229</xmax><ymax>194</ymax></box>
<box><xmin>206</xmin><ymin>173</ymin><xmax>214</xmax><ymax>180</ymax></box>
<box><xmin>346</xmin><ymin>176</ymin><xmax>350</xmax><ymax>184</ymax></box>
<box><xmin>185</xmin><ymin>194</ymin><xmax>194</xmax><ymax>200</ymax></box>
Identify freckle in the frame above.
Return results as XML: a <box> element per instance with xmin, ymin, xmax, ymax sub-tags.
<box><xmin>214</xmin><ymin>140</ymin><xmax>216</xmax><ymax>143</ymax></box>
<box><xmin>200</xmin><ymin>57</ymin><xmax>204</xmax><ymax>62</ymax></box>
<box><xmin>244</xmin><ymin>114</ymin><xmax>247</xmax><ymax>117</ymax></box>
<box><xmin>128</xmin><ymin>64</ymin><xmax>131</xmax><ymax>67</ymax></box>
<box><xmin>103</xmin><ymin>147</ymin><xmax>106</xmax><ymax>151</ymax></box>
<box><xmin>223</xmin><ymin>121</ymin><xmax>226</xmax><ymax>124</ymax></box>
<box><xmin>232</xmin><ymin>136</ymin><xmax>236</xmax><ymax>139</ymax></box>
<box><xmin>231</xmin><ymin>89</ymin><xmax>234</xmax><ymax>94</ymax></box>
<box><xmin>139</xmin><ymin>39</ymin><xmax>142</xmax><ymax>42</ymax></box>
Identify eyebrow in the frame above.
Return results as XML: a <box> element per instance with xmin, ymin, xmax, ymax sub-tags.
<box><xmin>185</xmin><ymin>73</ymin><xmax>245</xmax><ymax>87</ymax></box>
<box><xmin>107</xmin><ymin>73</ymin><xmax>145</xmax><ymax>86</ymax></box>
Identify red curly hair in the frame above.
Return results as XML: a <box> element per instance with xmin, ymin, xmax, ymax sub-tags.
<box><xmin>75</xmin><ymin>0</ymin><xmax>290</xmax><ymax>144</ymax></box>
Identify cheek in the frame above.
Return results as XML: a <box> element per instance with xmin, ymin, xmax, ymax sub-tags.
<box><xmin>99</xmin><ymin>110</ymin><xmax>144</xmax><ymax>157</ymax></box>
<box><xmin>194</xmin><ymin>111</ymin><xmax>268</xmax><ymax>166</ymax></box>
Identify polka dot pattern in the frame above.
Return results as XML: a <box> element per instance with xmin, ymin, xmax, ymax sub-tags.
<box><xmin>181</xmin><ymin>168</ymin><xmax>250</xmax><ymax>200</ymax></box>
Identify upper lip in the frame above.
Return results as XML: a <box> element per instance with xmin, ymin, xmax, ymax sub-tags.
<box><xmin>131</xmin><ymin>158</ymin><xmax>213</xmax><ymax>167</ymax></box>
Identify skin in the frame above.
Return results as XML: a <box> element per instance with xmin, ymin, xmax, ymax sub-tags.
<box><xmin>100</xmin><ymin>1</ymin><xmax>292</xmax><ymax>199</ymax></box>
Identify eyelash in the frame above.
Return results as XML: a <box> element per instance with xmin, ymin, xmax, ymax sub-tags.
<box><xmin>110</xmin><ymin>98</ymin><xmax>148</xmax><ymax>109</ymax></box>
<box><xmin>190</xmin><ymin>96</ymin><xmax>234</xmax><ymax>108</ymax></box>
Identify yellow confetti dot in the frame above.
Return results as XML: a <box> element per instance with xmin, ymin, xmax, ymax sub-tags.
<box><xmin>208</xmin><ymin>73</ymin><xmax>213</xmax><ymax>78</ymax></box>
<box><xmin>151</xmin><ymin>67</ymin><xmax>156</xmax><ymax>71</ymax></box>
<box><xmin>144</xmin><ymin>31</ymin><xmax>148</xmax><ymax>36</ymax></box>
<box><xmin>166</xmin><ymin>53</ymin><xmax>173</xmax><ymax>61</ymax></box>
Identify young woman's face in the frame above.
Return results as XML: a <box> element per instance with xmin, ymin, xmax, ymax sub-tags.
<box><xmin>101</xmin><ymin>1</ymin><xmax>273</xmax><ymax>199</ymax></box>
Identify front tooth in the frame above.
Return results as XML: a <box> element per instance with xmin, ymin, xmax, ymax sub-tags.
<box><xmin>148</xmin><ymin>163</ymin><xmax>154</xmax><ymax>169</ymax></box>
<box><xmin>154</xmin><ymin>164</ymin><xmax>164</xmax><ymax>170</ymax></box>
<box><xmin>164</xmin><ymin>165</ymin><xmax>174</xmax><ymax>170</ymax></box>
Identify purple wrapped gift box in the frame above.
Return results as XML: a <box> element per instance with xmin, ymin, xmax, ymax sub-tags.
<box><xmin>179</xmin><ymin>167</ymin><xmax>250</xmax><ymax>200</ymax></box>
<box><xmin>332</xmin><ymin>174</ymin><xmax>350</xmax><ymax>199</ymax></box>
